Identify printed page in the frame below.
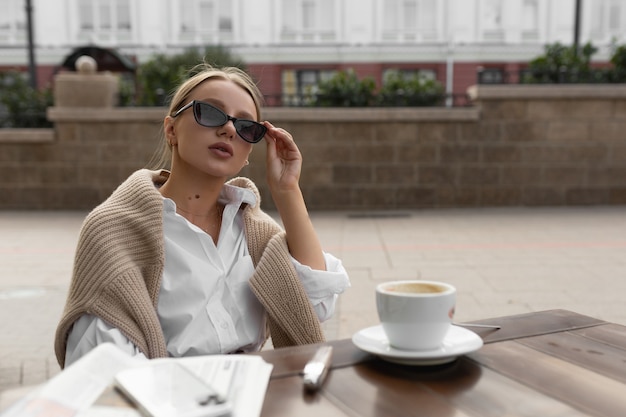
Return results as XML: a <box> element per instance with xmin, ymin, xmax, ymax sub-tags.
<box><xmin>1</xmin><ymin>344</ymin><xmax>140</xmax><ymax>417</ymax></box>
<box><xmin>1</xmin><ymin>344</ymin><xmax>273</xmax><ymax>417</ymax></box>
<box><xmin>159</xmin><ymin>355</ymin><xmax>273</xmax><ymax>417</ymax></box>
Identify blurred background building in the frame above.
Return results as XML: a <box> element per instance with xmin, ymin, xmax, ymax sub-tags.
<box><xmin>1</xmin><ymin>0</ymin><xmax>625</xmax><ymax>104</ymax></box>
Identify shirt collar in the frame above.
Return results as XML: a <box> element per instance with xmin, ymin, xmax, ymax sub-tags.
<box><xmin>162</xmin><ymin>183</ymin><xmax>257</xmax><ymax>213</ymax></box>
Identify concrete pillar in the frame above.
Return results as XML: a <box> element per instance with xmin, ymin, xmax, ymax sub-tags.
<box><xmin>53</xmin><ymin>56</ymin><xmax>119</xmax><ymax>108</ymax></box>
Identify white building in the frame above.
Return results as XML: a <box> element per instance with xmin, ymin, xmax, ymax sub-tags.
<box><xmin>1</xmin><ymin>0</ymin><xmax>625</xmax><ymax>102</ymax></box>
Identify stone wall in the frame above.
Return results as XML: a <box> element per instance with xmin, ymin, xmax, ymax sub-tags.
<box><xmin>1</xmin><ymin>84</ymin><xmax>625</xmax><ymax>211</ymax></box>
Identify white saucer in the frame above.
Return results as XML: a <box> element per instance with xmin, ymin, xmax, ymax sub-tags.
<box><xmin>352</xmin><ymin>324</ymin><xmax>483</xmax><ymax>366</ymax></box>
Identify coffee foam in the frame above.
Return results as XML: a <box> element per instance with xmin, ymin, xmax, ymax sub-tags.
<box><xmin>385</xmin><ymin>282</ymin><xmax>447</xmax><ymax>294</ymax></box>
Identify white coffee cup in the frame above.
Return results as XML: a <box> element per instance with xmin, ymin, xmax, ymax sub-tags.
<box><xmin>376</xmin><ymin>280</ymin><xmax>456</xmax><ymax>351</ymax></box>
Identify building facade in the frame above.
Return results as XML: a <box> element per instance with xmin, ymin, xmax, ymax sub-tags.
<box><xmin>1</xmin><ymin>0</ymin><xmax>625</xmax><ymax>104</ymax></box>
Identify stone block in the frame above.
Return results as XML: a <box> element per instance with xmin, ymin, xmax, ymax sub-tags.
<box><xmin>542</xmin><ymin>166</ymin><xmax>586</xmax><ymax>186</ymax></box>
<box><xmin>528</xmin><ymin>100</ymin><xmax>613</xmax><ymax>120</ymax></box>
<box><xmin>564</xmin><ymin>144</ymin><xmax>608</xmax><ymax>163</ymax></box>
<box><xmin>440</xmin><ymin>144</ymin><xmax>480</xmax><ymax>163</ymax></box>
<box><xmin>615</xmin><ymin>101</ymin><xmax>626</xmax><ymax>119</ymax></box>
<box><xmin>54</xmin><ymin>73</ymin><xmax>119</xmax><ymax>108</ymax></box>
<box><xmin>459</xmin><ymin>166</ymin><xmax>500</xmax><ymax>185</ymax></box>
<box><xmin>546</xmin><ymin>121</ymin><xmax>590</xmax><ymax>141</ymax></box>
<box><xmin>481</xmin><ymin>144</ymin><xmax>522</xmax><ymax>163</ymax></box>
<box><xmin>309</xmin><ymin>186</ymin><xmax>353</xmax><ymax>209</ymax></box>
<box><xmin>522</xmin><ymin>187</ymin><xmax>564</xmax><ymax>205</ymax></box>
<box><xmin>565</xmin><ymin>188</ymin><xmax>609</xmax><ymax>205</ymax></box>
<box><xmin>333</xmin><ymin>165</ymin><xmax>373</xmax><ymax>184</ymax></box>
<box><xmin>590</xmin><ymin>121</ymin><xmax>626</xmax><ymax>141</ymax></box>
<box><xmin>500</xmin><ymin>166</ymin><xmax>543</xmax><ymax>186</ymax></box>
<box><xmin>354</xmin><ymin>144</ymin><xmax>394</xmax><ymax>163</ymax></box>
<box><xmin>418</xmin><ymin>165</ymin><xmax>458</xmax><ymax>185</ymax></box>
<box><xmin>418</xmin><ymin>122</ymin><xmax>459</xmax><ymax>142</ymax></box>
<box><xmin>350</xmin><ymin>186</ymin><xmax>397</xmax><ymax>209</ymax></box>
<box><xmin>395</xmin><ymin>144</ymin><xmax>438</xmax><ymax>163</ymax></box>
<box><xmin>501</xmin><ymin>121</ymin><xmax>547</xmax><ymax>142</ymax></box>
<box><xmin>301</xmin><ymin>143</ymin><xmax>353</xmax><ymax>163</ymax></box>
<box><xmin>610</xmin><ymin>146</ymin><xmax>626</xmax><ymax>163</ymax></box>
<box><xmin>457</xmin><ymin>121</ymin><xmax>502</xmax><ymax>142</ymax></box>
<box><xmin>301</xmin><ymin>163</ymin><xmax>333</xmax><ymax>184</ymax></box>
<box><xmin>373</xmin><ymin>123</ymin><xmax>419</xmax><ymax>144</ymax></box>
<box><xmin>436</xmin><ymin>186</ymin><xmax>481</xmax><ymax>207</ymax></box>
<box><xmin>480</xmin><ymin>187</ymin><xmax>522</xmax><ymax>205</ymax></box>
<box><xmin>479</xmin><ymin>100</ymin><xmax>527</xmax><ymax>120</ymax></box>
<box><xmin>395</xmin><ymin>186</ymin><xmax>436</xmax><ymax>207</ymax></box>
<box><xmin>374</xmin><ymin>164</ymin><xmax>416</xmax><ymax>183</ymax></box>
<box><xmin>609</xmin><ymin>188</ymin><xmax>626</xmax><ymax>203</ymax></box>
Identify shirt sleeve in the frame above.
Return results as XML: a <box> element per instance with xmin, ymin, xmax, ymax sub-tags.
<box><xmin>65</xmin><ymin>314</ymin><xmax>148</xmax><ymax>367</ymax></box>
<box><xmin>291</xmin><ymin>252</ymin><xmax>351</xmax><ymax>322</ymax></box>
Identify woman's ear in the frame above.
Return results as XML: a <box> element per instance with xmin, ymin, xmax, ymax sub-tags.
<box><xmin>164</xmin><ymin>116</ymin><xmax>177</xmax><ymax>146</ymax></box>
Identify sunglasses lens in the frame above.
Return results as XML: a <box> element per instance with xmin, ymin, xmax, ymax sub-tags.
<box><xmin>235</xmin><ymin>121</ymin><xmax>267</xmax><ymax>143</ymax></box>
<box><xmin>192</xmin><ymin>101</ymin><xmax>266</xmax><ymax>143</ymax></box>
<box><xmin>194</xmin><ymin>102</ymin><xmax>227</xmax><ymax>127</ymax></box>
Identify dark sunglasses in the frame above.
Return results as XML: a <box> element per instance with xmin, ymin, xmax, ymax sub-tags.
<box><xmin>173</xmin><ymin>100</ymin><xmax>267</xmax><ymax>144</ymax></box>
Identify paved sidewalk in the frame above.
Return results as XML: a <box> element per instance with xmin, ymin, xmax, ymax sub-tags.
<box><xmin>1</xmin><ymin>207</ymin><xmax>626</xmax><ymax>393</ymax></box>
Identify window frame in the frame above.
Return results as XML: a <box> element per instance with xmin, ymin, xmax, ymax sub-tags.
<box><xmin>0</xmin><ymin>0</ymin><xmax>26</xmax><ymax>44</ymax></box>
<box><xmin>279</xmin><ymin>0</ymin><xmax>340</xmax><ymax>43</ymax></box>
<box><xmin>378</xmin><ymin>0</ymin><xmax>440</xmax><ymax>43</ymax></box>
<box><xmin>174</xmin><ymin>0</ymin><xmax>236</xmax><ymax>44</ymax></box>
<box><xmin>75</xmin><ymin>0</ymin><xmax>134</xmax><ymax>45</ymax></box>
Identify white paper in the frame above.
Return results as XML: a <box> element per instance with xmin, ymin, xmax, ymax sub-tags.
<box><xmin>77</xmin><ymin>406</ymin><xmax>142</xmax><ymax>417</ymax></box>
<box><xmin>1</xmin><ymin>343</ymin><xmax>139</xmax><ymax>417</ymax></box>
<box><xmin>0</xmin><ymin>344</ymin><xmax>273</xmax><ymax>417</ymax></box>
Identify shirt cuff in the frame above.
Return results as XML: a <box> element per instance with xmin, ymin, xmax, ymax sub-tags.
<box><xmin>291</xmin><ymin>252</ymin><xmax>351</xmax><ymax>321</ymax></box>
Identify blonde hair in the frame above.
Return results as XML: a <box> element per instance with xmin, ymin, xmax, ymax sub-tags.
<box><xmin>146</xmin><ymin>65</ymin><xmax>264</xmax><ymax>169</ymax></box>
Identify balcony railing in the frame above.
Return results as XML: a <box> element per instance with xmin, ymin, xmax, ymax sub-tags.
<box><xmin>477</xmin><ymin>67</ymin><xmax>621</xmax><ymax>85</ymax></box>
<box><xmin>0</xmin><ymin>107</ymin><xmax>51</xmax><ymax>128</ymax></box>
<box><xmin>262</xmin><ymin>93</ymin><xmax>473</xmax><ymax>108</ymax></box>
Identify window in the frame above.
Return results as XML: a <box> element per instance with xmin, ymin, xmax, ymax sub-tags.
<box><xmin>280</xmin><ymin>0</ymin><xmax>337</xmax><ymax>42</ymax></box>
<box><xmin>383</xmin><ymin>68</ymin><xmax>436</xmax><ymax>83</ymax></box>
<box><xmin>77</xmin><ymin>0</ymin><xmax>132</xmax><ymax>43</ymax></box>
<box><xmin>0</xmin><ymin>0</ymin><xmax>26</xmax><ymax>44</ymax></box>
<box><xmin>522</xmin><ymin>0</ymin><xmax>538</xmax><ymax>42</ymax></box>
<box><xmin>381</xmin><ymin>0</ymin><xmax>437</xmax><ymax>42</ymax></box>
<box><xmin>178</xmin><ymin>0</ymin><xmax>234</xmax><ymax>43</ymax></box>
<box><xmin>590</xmin><ymin>0</ymin><xmax>625</xmax><ymax>42</ymax></box>
<box><xmin>281</xmin><ymin>69</ymin><xmax>337</xmax><ymax>106</ymax></box>
<box><xmin>477</xmin><ymin>67</ymin><xmax>504</xmax><ymax>84</ymax></box>
<box><xmin>481</xmin><ymin>0</ymin><xmax>504</xmax><ymax>41</ymax></box>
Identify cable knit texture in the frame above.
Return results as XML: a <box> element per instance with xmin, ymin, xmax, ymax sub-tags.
<box><xmin>54</xmin><ymin>169</ymin><xmax>324</xmax><ymax>368</ymax></box>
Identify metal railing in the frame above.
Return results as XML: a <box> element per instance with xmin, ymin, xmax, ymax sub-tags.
<box><xmin>262</xmin><ymin>93</ymin><xmax>473</xmax><ymax>108</ymax></box>
<box><xmin>477</xmin><ymin>67</ymin><xmax>622</xmax><ymax>85</ymax></box>
<box><xmin>0</xmin><ymin>107</ymin><xmax>52</xmax><ymax>128</ymax></box>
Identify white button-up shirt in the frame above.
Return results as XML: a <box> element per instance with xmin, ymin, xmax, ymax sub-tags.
<box><xmin>65</xmin><ymin>184</ymin><xmax>350</xmax><ymax>366</ymax></box>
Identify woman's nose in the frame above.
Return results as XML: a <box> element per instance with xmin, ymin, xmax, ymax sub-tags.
<box><xmin>218</xmin><ymin>119</ymin><xmax>237</xmax><ymax>139</ymax></box>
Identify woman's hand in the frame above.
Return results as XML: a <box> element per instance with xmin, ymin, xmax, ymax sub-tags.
<box><xmin>263</xmin><ymin>121</ymin><xmax>302</xmax><ymax>193</ymax></box>
<box><xmin>262</xmin><ymin>121</ymin><xmax>326</xmax><ymax>271</ymax></box>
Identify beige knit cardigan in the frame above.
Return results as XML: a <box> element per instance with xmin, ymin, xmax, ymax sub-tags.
<box><xmin>54</xmin><ymin>169</ymin><xmax>325</xmax><ymax>368</ymax></box>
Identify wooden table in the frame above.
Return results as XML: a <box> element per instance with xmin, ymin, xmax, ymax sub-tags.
<box><xmin>255</xmin><ymin>309</ymin><xmax>626</xmax><ymax>417</ymax></box>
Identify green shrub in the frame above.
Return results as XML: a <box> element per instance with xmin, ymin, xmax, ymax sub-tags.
<box><xmin>377</xmin><ymin>71</ymin><xmax>445</xmax><ymax>106</ymax></box>
<box><xmin>311</xmin><ymin>69</ymin><xmax>376</xmax><ymax>107</ymax></box>
<box><xmin>610</xmin><ymin>44</ymin><xmax>626</xmax><ymax>82</ymax></box>
<box><xmin>0</xmin><ymin>71</ymin><xmax>53</xmax><ymax>128</ymax></box>
<box><xmin>136</xmin><ymin>45</ymin><xmax>246</xmax><ymax>106</ymax></box>
<box><xmin>523</xmin><ymin>42</ymin><xmax>600</xmax><ymax>83</ymax></box>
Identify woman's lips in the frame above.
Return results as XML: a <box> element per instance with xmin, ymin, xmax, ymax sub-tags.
<box><xmin>209</xmin><ymin>142</ymin><xmax>233</xmax><ymax>157</ymax></box>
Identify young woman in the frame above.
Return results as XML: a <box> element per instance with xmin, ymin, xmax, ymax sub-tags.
<box><xmin>54</xmin><ymin>65</ymin><xmax>350</xmax><ymax>368</ymax></box>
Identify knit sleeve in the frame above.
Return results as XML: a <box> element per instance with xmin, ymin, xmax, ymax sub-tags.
<box><xmin>235</xmin><ymin>178</ymin><xmax>326</xmax><ymax>347</ymax></box>
<box><xmin>54</xmin><ymin>170</ymin><xmax>169</xmax><ymax>368</ymax></box>
<box><xmin>248</xmin><ymin>232</ymin><xmax>326</xmax><ymax>347</ymax></box>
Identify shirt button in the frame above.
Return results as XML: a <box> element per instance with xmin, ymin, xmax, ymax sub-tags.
<box><xmin>220</xmin><ymin>322</ymin><xmax>228</xmax><ymax>329</ymax></box>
